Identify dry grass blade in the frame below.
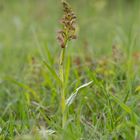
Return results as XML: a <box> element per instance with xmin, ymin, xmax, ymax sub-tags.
<box><xmin>66</xmin><ymin>81</ymin><xmax>93</xmax><ymax>106</ymax></box>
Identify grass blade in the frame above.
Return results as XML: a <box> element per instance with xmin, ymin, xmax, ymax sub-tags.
<box><xmin>5</xmin><ymin>77</ymin><xmax>40</xmax><ymax>101</ymax></box>
<box><xmin>110</xmin><ymin>94</ymin><xmax>132</xmax><ymax>114</ymax></box>
<box><xmin>43</xmin><ymin>60</ymin><xmax>62</xmax><ymax>84</ymax></box>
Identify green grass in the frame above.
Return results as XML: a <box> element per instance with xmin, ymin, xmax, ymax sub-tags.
<box><xmin>0</xmin><ymin>0</ymin><xmax>140</xmax><ymax>139</ymax></box>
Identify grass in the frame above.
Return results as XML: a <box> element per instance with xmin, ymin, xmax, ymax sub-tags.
<box><xmin>0</xmin><ymin>0</ymin><xmax>140</xmax><ymax>139</ymax></box>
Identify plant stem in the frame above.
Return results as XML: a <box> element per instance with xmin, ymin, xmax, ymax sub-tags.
<box><xmin>59</xmin><ymin>48</ymin><xmax>66</xmax><ymax>128</ymax></box>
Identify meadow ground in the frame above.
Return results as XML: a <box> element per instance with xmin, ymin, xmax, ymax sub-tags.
<box><xmin>0</xmin><ymin>0</ymin><xmax>140</xmax><ymax>139</ymax></box>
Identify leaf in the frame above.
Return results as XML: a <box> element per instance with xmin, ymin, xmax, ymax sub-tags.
<box><xmin>5</xmin><ymin>77</ymin><xmax>40</xmax><ymax>101</ymax></box>
<box><xmin>110</xmin><ymin>94</ymin><xmax>132</xmax><ymax>114</ymax></box>
<box><xmin>66</xmin><ymin>81</ymin><xmax>93</xmax><ymax>106</ymax></box>
<box><xmin>66</xmin><ymin>93</ymin><xmax>77</xmax><ymax>107</ymax></box>
<box><xmin>44</xmin><ymin>43</ymin><xmax>54</xmax><ymax>65</ymax></box>
<box><xmin>43</xmin><ymin>60</ymin><xmax>62</xmax><ymax>84</ymax></box>
<box><xmin>75</xmin><ymin>81</ymin><xmax>93</xmax><ymax>91</ymax></box>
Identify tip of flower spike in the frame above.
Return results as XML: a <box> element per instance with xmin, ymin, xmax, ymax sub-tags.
<box><xmin>62</xmin><ymin>1</ymin><xmax>70</xmax><ymax>7</ymax></box>
<box><xmin>57</xmin><ymin>0</ymin><xmax>77</xmax><ymax>48</ymax></box>
<box><xmin>62</xmin><ymin>1</ymin><xmax>72</xmax><ymax>12</ymax></box>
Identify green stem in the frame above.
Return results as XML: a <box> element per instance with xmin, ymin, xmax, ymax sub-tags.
<box><xmin>59</xmin><ymin>48</ymin><xmax>66</xmax><ymax>128</ymax></box>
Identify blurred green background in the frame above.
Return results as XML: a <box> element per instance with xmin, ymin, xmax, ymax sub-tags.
<box><xmin>0</xmin><ymin>0</ymin><xmax>140</xmax><ymax>76</ymax></box>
